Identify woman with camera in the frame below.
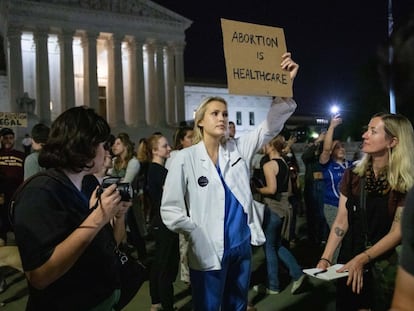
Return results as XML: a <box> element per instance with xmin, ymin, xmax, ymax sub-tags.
<box><xmin>12</xmin><ymin>106</ymin><xmax>131</xmax><ymax>310</ymax></box>
<box><xmin>138</xmin><ymin>133</ymin><xmax>175</xmax><ymax>311</ymax></box>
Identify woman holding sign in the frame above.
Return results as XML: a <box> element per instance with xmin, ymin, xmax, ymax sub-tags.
<box><xmin>160</xmin><ymin>53</ymin><xmax>298</xmax><ymax>310</ymax></box>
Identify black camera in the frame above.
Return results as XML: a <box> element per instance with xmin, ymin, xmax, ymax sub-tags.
<box><xmin>99</xmin><ymin>177</ymin><xmax>133</xmax><ymax>202</ymax></box>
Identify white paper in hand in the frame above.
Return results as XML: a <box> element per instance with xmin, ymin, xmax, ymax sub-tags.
<box><xmin>303</xmin><ymin>264</ymin><xmax>349</xmax><ymax>280</ymax></box>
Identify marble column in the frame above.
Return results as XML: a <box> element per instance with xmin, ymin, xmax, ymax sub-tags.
<box><xmin>164</xmin><ymin>43</ymin><xmax>175</xmax><ymax>125</ymax></box>
<box><xmin>107</xmin><ymin>34</ymin><xmax>125</xmax><ymax>127</ymax></box>
<box><xmin>174</xmin><ymin>43</ymin><xmax>186</xmax><ymax>124</ymax></box>
<box><xmin>6</xmin><ymin>26</ymin><xmax>24</xmax><ymax>112</ymax></box>
<box><xmin>81</xmin><ymin>31</ymin><xmax>99</xmax><ymax>111</ymax></box>
<box><xmin>34</xmin><ymin>29</ymin><xmax>51</xmax><ymax>125</ymax></box>
<box><xmin>126</xmin><ymin>37</ymin><xmax>146</xmax><ymax>127</ymax></box>
<box><xmin>155</xmin><ymin>43</ymin><xmax>166</xmax><ymax>127</ymax></box>
<box><xmin>59</xmin><ymin>29</ymin><xmax>75</xmax><ymax>110</ymax></box>
<box><xmin>143</xmin><ymin>41</ymin><xmax>157</xmax><ymax>126</ymax></box>
<box><xmin>134</xmin><ymin>38</ymin><xmax>147</xmax><ymax>127</ymax></box>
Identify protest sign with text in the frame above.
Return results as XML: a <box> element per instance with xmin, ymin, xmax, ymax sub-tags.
<box><xmin>221</xmin><ymin>18</ymin><xmax>292</xmax><ymax>97</ymax></box>
<box><xmin>0</xmin><ymin>112</ymin><xmax>28</xmax><ymax>127</ymax></box>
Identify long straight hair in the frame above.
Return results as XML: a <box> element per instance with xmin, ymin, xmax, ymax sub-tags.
<box><xmin>113</xmin><ymin>132</ymin><xmax>135</xmax><ymax>171</ymax></box>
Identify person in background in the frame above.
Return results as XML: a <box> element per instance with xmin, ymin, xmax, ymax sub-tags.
<box><xmin>317</xmin><ymin>113</ymin><xmax>414</xmax><ymax>311</ymax></box>
<box><xmin>282</xmin><ymin>134</ymin><xmax>301</xmax><ymax>246</ymax></box>
<box><xmin>21</xmin><ymin>133</ymin><xmax>32</xmax><ymax>157</ymax></box>
<box><xmin>109</xmin><ymin>133</ymin><xmax>142</xmax><ymax>258</ymax></box>
<box><xmin>161</xmin><ymin>52</ymin><xmax>298</xmax><ymax>311</ymax></box>
<box><xmin>250</xmin><ymin>147</ymin><xmax>266</xmax><ymax>203</ymax></box>
<box><xmin>173</xmin><ymin>125</ymin><xmax>194</xmax><ymax>152</ymax></box>
<box><xmin>0</xmin><ymin>127</ymin><xmax>25</xmax><ymax>293</ymax></box>
<box><xmin>319</xmin><ymin>115</ymin><xmax>352</xmax><ymax>229</ymax></box>
<box><xmin>165</xmin><ymin>125</ymin><xmax>194</xmax><ymax>170</ymax></box>
<box><xmin>24</xmin><ymin>123</ymin><xmax>50</xmax><ymax>180</ymax></box>
<box><xmin>302</xmin><ymin>132</ymin><xmax>328</xmax><ymax>246</ymax></box>
<box><xmin>228</xmin><ymin>121</ymin><xmax>236</xmax><ymax>138</ymax></box>
<box><xmin>109</xmin><ymin>132</ymin><xmax>140</xmax><ymax>184</ymax></box>
<box><xmin>138</xmin><ymin>133</ymin><xmax>175</xmax><ymax>311</ymax></box>
<box><xmin>254</xmin><ymin>134</ymin><xmax>306</xmax><ymax>295</ymax></box>
<box><xmin>0</xmin><ymin>128</ymin><xmax>25</xmax><ymax>245</ymax></box>
<box><xmin>136</xmin><ymin>138</ymin><xmax>152</xmax><ymax>234</ymax></box>
<box><xmin>12</xmin><ymin>106</ymin><xmax>131</xmax><ymax>310</ymax></box>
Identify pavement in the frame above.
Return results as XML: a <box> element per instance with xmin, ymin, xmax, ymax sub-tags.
<box><xmin>0</xmin><ymin>215</ymin><xmax>337</xmax><ymax>310</ymax></box>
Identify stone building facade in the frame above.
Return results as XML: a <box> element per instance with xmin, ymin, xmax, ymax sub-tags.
<box><xmin>0</xmin><ymin>0</ymin><xmax>332</xmax><ymax>145</ymax></box>
<box><xmin>0</xmin><ymin>0</ymin><xmax>192</xmax><ymax>136</ymax></box>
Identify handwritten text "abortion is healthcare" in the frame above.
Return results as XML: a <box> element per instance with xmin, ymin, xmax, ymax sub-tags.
<box><xmin>230</xmin><ymin>32</ymin><xmax>288</xmax><ymax>85</ymax></box>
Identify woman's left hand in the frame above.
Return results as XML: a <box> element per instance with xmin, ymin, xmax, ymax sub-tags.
<box><xmin>281</xmin><ymin>52</ymin><xmax>299</xmax><ymax>81</ymax></box>
<box><xmin>338</xmin><ymin>254</ymin><xmax>367</xmax><ymax>294</ymax></box>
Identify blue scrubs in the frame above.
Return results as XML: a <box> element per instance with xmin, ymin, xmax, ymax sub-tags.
<box><xmin>190</xmin><ymin>165</ymin><xmax>251</xmax><ymax>311</ymax></box>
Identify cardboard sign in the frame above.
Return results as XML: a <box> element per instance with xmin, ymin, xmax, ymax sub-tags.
<box><xmin>0</xmin><ymin>112</ymin><xmax>28</xmax><ymax>127</ymax></box>
<box><xmin>221</xmin><ymin>18</ymin><xmax>292</xmax><ymax>97</ymax></box>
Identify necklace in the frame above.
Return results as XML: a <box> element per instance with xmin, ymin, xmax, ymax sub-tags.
<box><xmin>365</xmin><ymin>163</ymin><xmax>390</xmax><ymax>195</ymax></box>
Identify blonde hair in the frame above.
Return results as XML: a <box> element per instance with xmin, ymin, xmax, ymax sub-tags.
<box><xmin>192</xmin><ymin>96</ymin><xmax>228</xmax><ymax>145</ymax></box>
<box><xmin>136</xmin><ymin>139</ymin><xmax>147</xmax><ymax>163</ymax></box>
<box><xmin>354</xmin><ymin>113</ymin><xmax>414</xmax><ymax>192</ymax></box>
<box><xmin>137</xmin><ymin>134</ymin><xmax>163</xmax><ymax>162</ymax></box>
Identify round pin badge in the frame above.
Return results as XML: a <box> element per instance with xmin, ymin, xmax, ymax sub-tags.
<box><xmin>198</xmin><ymin>176</ymin><xmax>209</xmax><ymax>187</ymax></box>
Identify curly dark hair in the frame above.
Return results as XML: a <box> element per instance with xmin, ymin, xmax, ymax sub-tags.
<box><xmin>39</xmin><ymin>106</ymin><xmax>110</xmax><ymax>172</ymax></box>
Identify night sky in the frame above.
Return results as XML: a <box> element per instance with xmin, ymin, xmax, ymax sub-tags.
<box><xmin>1</xmin><ymin>1</ymin><xmax>413</xmax><ymax>118</ymax></box>
<box><xmin>153</xmin><ymin>0</ymin><xmax>414</xmax><ymax>116</ymax></box>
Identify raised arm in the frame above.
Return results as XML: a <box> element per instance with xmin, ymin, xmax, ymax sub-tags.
<box><xmin>236</xmin><ymin>53</ymin><xmax>299</xmax><ymax>161</ymax></box>
<box><xmin>302</xmin><ymin>132</ymin><xmax>325</xmax><ymax>164</ymax></box>
<box><xmin>319</xmin><ymin>115</ymin><xmax>342</xmax><ymax>165</ymax></box>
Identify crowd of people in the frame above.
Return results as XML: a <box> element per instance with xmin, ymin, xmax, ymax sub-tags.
<box><xmin>0</xmin><ymin>15</ymin><xmax>414</xmax><ymax>311</ymax></box>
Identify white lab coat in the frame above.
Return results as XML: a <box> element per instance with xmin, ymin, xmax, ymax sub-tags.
<box><xmin>161</xmin><ymin>97</ymin><xmax>296</xmax><ymax>271</ymax></box>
